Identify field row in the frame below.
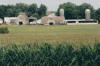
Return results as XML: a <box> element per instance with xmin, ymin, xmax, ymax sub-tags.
<box><xmin>0</xmin><ymin>25</ymin><xmax>100</xmax><ymax>45</ymax></box>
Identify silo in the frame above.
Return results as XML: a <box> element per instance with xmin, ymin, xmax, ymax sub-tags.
<box><xmin>60</xmin><ymin>9</ymin><xmax>64</xmax><ymax>17</ymax></box>
<box><xmin>85</xmin><ymin>9</ymin><xmax>91</xmax><ymax>20</ymax></box>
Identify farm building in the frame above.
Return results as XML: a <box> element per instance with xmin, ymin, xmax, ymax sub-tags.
<box><xmin>3</xmin><ymin>9</ymin><xmax>98</xmax><ymax>25</ymax></box>
<box><xmin>16</xmin><ymin>12</ymin><xmax>29</xmax><ymax>25</ymax></box>
<box><xmin>40</xmin><ymin>9</ymin><xmax>98</xmax><ymax>25</ymax></box>
<box><xmin>4</xmin><ymin>9</ymin><xmax>65</xmax><ymax>25</ymax></box>
<box><xmin>64</xmin><ymin>19</ymin><xmax>98</xmax><ymax>25</ymax></box>
<box><xmin>4</xmin><ymin>12</ymin><xmax>29</xmax><ymax>25</ymax></box>
<box><xmin>4</xmin><ymin>12</ymin><xmax>38</xmax><ymax>25</ymax></box>
<box><xmin>64</xmin><ymin>9</ymin><xmax>98</xmax><ymax>25</ymax></box>
<box><xmin>0</xmin><ymin>18</ymin><xmax>3</xmax><ymax>25</ymax></box>
<box><xmin>4</xmin><ymin>17</ymin><xmax>17</xmax><ymax>25</ymax></box>
<box><xmin>29</xmin><ymin>16</ymin><xmax>37</xmax><ymax>25</ymax></box>
<box><xmin>41</xmin><ymin>9</ymin><xmax>65</xmax><ymax>25</ymax></box>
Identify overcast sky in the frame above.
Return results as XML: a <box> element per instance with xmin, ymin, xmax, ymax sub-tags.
<box><xmin>0</xmin><ymin>0</ymin><xmax>99</xmax><ymax>11</ymax></box>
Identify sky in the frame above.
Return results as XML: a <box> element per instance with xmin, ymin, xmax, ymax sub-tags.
<box><xmin>0</xmin><ymin>0</ymin><xmax>100</xmax><ymax>11</ymax></box>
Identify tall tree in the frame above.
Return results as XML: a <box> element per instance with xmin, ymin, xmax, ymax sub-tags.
<box><xmin>15</xmin><ymin>3</ymin><xmax>28</xmax><ymax>16</ymax></box>
<box><xmin>6</xmin><ymin>5</ymin><xmax>17</xmax><ymax>17</ymax></box>
<box><xmin>0</xmin><ymin>5</ymin><xmax>7</xmax><ymax>19</ymax></box>
<box><xmin>77</xmin><ymin>3</ymin><xmax>95</xmax><ymax>19</ymax></box>
<box><xmin>15</xmin><ymin>3</ymin><xmax>28</xmax><ymax>12</ymax></box>
<box><xmin>56</xmin><ymin>2</ymin><xmax>78</xmax><ymax>19</ymax></box>
<box><xmin>27</xmin><ymin>3</ymin><xmax>38</xmax><ymax>16</ymax></box>
<box><xmin>38</xmin><ymin>4</ymin><xmax>47</xmax><ymax>18</ymax></box>
<box><xmin>95</xmin><ymin>8</ymin><xmax>100</xmax><ymax>23</ymax></box>
<box><xmin>0</xmin><ymin>3</ymin><xmax>47</xmax><ymax>19</ymax></box>
<box><xmin>57</xmin><ymin>2</ymin><xmax>95</xmax><ymax>19</ymax></box>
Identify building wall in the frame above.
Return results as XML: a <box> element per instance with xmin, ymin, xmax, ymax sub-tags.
<box><xmin>64</xmin><ymin>19</ymin><xmax>98</xmax><ymax>25</ymax></box>
<box><xmin>0</xmin><ymin>19</ymin><xmax>3</xmax><ymax>24</ymax></box>
<box><xmin>16</xmin><ymin>13</ymin><xmax>29</xmax><ymax>25</ymax></box>
<box><xmin>4</xmin><ymin>13</ymin><xmax>29</xmax><ymax>25</ymax></box>
<box><xmin>41</xmin><ymin>16</ymin><xmax>65</xmax><ymax>25</ymax></box>
<box><xmin>4</xmin><ymin>17</ymin><xmax>17</xmax><ymax>25</ymax></box>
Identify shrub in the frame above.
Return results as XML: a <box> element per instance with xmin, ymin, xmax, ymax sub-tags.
<box><xmin>0</xmin><ymin>27</ymin><xmax>9</xmax><ymax>34</ymax></box>
<box><xmin>0</xmin><ymin>43</ymin><xmax>99</xmax><ymax>66</ymax></box>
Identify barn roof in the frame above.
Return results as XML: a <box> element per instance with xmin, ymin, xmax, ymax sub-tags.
<box><xmin>29</xmin><ymin>16</ymin><xmax>37</xmax><ymax>19</ymax></box>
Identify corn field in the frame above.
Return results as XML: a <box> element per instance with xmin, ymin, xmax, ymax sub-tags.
<box><xmin>0</xmin><ymin>43</ymin><xmax>100</xmax><ymax>66</ymax></box>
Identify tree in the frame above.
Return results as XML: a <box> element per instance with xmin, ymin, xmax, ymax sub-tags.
<box><xmin>15</xmin><ymin>3</ymin><xmax>28</xmax><ymax>16</ymax></box>
<box><xmin>0</xmin><ymin>5</ymin><xmax>7</xmax><ymax>19</ymax></box>
<box><xmin>95</xmin><ymin>8</ymin><xmax>100</xmax><ymax>23</ymax></box>
<box><xmin>0</xmin><ymin>3</ymin><xmax>47</xmax><ymax>19</ymax></box>
<box><xmin>77</xmin><ymin>3</ymin><xmax>95</xmax><ymax>19</ymax></box>
<box><xmin>38</xmin><ymin>4</ymin><xmax>47</xmax><ymax>18</ymax></box>
<box><xmin>32</xmin><ymin>13</ymin><xmax>39</xmax><ymax>18</ymax></box>
<box><xmin>27</xmin><ymin>3</ymin><xmax>38</xmax><ymax>16</ymax></box>
<box><xmin>15</xmin><ymin>3</ymin><xmax>28</xmax><ymax>12</ymax></box>
<box><xmin>56</xmin><ymin>2</ymin><xmax>78</xmax><ymax>19</ymax></box>
<box><xmin>6</xmin><ymin>5</ymin><xmax>17</xmax><ymax>17</ymax></box>
<box><xmin>57</xmin><ymin>2</ymin><xmax>95</xmax><ymax>19</ymax></box>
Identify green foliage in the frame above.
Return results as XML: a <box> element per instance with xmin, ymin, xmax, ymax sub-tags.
<box><xmin>0</xmin><ymin>27</ymin><xmax>9</xmax><ymax>34</ymax></box>
<box><xmin>27</xmin><ymin>3</ymin><xmax>38</xmax><ymax>16</ymax></box>
<box><xmin>95</xmin><ymin>8</ymin><xmax>100</xmax><ymax>23</ymax></box>
<box><xmin>0</xmin><ymin>3</ymin><xmax>47</xmax><ymax>19</ymax></box>
<box><xmin>38</xmin><ymin>4</ymin><xmax>47</xmax><ymax>18</ymax></box>
<box><xmin>57</xmin><ymin>2</ymin><xmax>96</xmax><ymax>20</ymax></box>
<box><xmin>16</xmin><ymin>3</ymin><xmax>28</xmax><ymax>12</ymax></box>
<box><xmin>56</xmin><ymin>2</ymin><xmax>78</xmax><ymax>19</ymax></box>
<box><xmin>77</xmin><ymin>3</ymin><xmax>95</xmax><ymax>19</ymax></box>
<box><xmin>0</xmin><ymin>43</ymin><xmax>99</xmax><ymax>66</ymax></box>
<box><xmin>0</xmin><ymin>5</ymin><xmax>8</xmax><ymax>18</ymax></box>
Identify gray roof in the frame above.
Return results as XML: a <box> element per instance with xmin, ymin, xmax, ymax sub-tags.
<box><xmin>29</xmin><ymin>16</ymin><xmax>37</xmax><ymax>19</ymax></box>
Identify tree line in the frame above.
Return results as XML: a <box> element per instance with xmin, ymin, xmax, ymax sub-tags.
<box><xmin>56</xmin><ymin>2</ymin><xmax>100</xmax><ymax>23</ymax></box>
<box><xmin>0</xmin><ymin>3</ymin><xmax>47</xmax><ymax>19</ymax></box>
<box><xmin>0</xmin><ymin>2</ymin><xmax>100</xmax><ymax>23</ymax></box>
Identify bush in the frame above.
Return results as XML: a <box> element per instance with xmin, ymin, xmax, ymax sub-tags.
<box><xmin>0</xmin><ymin>43</ymin><xmax>99</xmax><ymax>66</ymax></box>
<box><xmin>0</xmin><ymin>27</ymin><xmax>9</xmax><ymax>34</ymax></box>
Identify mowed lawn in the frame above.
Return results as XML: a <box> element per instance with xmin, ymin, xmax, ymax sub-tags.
<box><xmin>0</xmin><ymin>25</ymin><xmax>100</xmax><ymax>45</ymax></box>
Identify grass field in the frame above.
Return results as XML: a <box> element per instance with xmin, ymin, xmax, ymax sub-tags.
<box><xmin>0</xmin><ymin>25</ymin><xmax>100</xmax><ymax>45</ymax></box>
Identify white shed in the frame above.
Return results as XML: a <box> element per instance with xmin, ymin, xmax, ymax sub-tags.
<box><xmin>0</xmin><ymin>18</ymin><xmax>3</xmax><ymax>25</ymax></box>
<box><xmin>4</xmin><ymin>17</ymin><xmax>17</xmax><ymax>25</ymax></box>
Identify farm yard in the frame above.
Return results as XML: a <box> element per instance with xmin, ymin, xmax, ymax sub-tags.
<box><xmin>0</xmin><ymin>25</ymin><xmax>100</xmax><ymax>46</ymax></box>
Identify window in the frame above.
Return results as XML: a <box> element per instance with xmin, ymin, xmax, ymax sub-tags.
<box><xmin>29</xmin><ymin>19</ymin><xmax>35</xmax><ymax>22</ymax></box>
<box><xmin>49</xmin><ymin>22</ymin><xmax>54</xmax><ymax>25</ymax></box>
<box><xmin>79</xmin><ymin>21</ymin><xmax>97</xmax><ymax>23</ymax></box>
<box><xmin>67</xmin><ymin>21</ymin><xmax>76</xmax><ymax>23</ymax></box>
<box><xmin>19</xmin><ymin>22</ymin><xmax>23</xmax><ymax>25</ymax></box>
